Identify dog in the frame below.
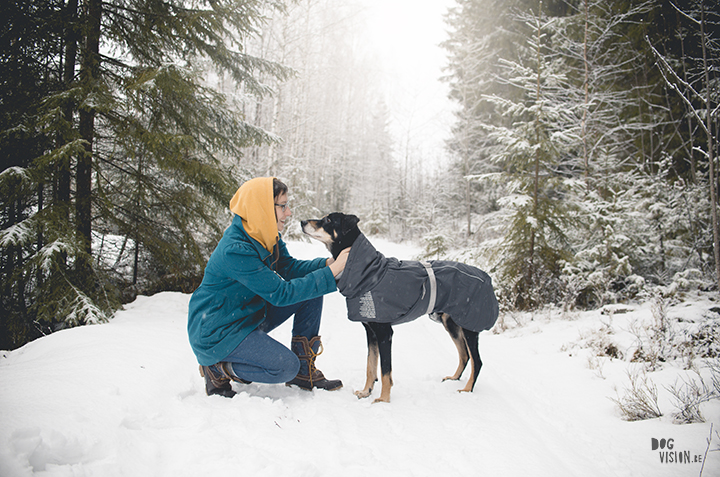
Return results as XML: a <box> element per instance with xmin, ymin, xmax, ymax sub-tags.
<box><xmin>301</xmin><ymin>212</ymin><xmax>499</xmax><ymax>403</ymax></box>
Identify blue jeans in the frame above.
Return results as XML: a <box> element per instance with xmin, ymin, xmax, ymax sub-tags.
<box><xmin>221</xmin><ymin>296</ymin><xmax>323</xmax><ymax>383</ymax></box>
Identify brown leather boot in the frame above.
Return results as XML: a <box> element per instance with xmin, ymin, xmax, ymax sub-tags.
<box><xmin>286</xmin><ymin>336</ymin><xmax>343</xmax><ymax>391</ymax></box>
<box><xmin>199</xmin><ymin>363</ymin><xmax>251</xmax><ymax>398</ymax></box>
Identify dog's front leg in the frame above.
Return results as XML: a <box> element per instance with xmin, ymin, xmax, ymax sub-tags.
<box><xmin>355</xmin><ymin>323</ymin><xmax>378</xmax><ymax>399</ymax></box>
<box><xmin>371</xmin><ymin>323</ymin><xmax>393</xmax><ymax>403</ymax></box>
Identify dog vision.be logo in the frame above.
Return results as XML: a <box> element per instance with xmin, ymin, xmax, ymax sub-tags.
<box><xmin>651</xmin><ymin>438</ymin><xmax>703</xmax><ymax>464</ymax></box>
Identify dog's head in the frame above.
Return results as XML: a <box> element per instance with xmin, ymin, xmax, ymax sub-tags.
<box><xmin>301</xmin><ymin>212</ymin><xmax>361</xmax><ymax>259</ymax></box>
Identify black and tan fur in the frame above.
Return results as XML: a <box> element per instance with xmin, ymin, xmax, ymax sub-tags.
<box><xmin>301</xmin><ymin>212</ymin><xmax>485</xmax><ymax>403</ymax></box>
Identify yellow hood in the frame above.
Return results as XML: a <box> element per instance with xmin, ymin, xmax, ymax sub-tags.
<box><xmin>229</xmin><ymin>177</ymin><xmax>278</xmax><ymax>253</ymax></box>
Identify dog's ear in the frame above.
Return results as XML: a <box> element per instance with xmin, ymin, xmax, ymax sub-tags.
<box><xmin>341</xmin><ymin>214</ymin><xmax>359</xmax><ymax>235</ymax></box>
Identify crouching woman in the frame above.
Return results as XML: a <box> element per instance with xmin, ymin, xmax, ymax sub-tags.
<box><xmin>187</xmin><ymin>177</ymin><xmax>349</xmax><ymax>397</ymax></box>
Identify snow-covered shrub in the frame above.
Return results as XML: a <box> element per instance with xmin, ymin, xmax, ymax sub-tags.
<box><xmin>658</xmin><ymin>269</ymin><xmax>708</xmax><ymax>298</ymax></box>
<box><xmin>630</xmin><ymin>298</ymin><xmax>720</xmax><ymax>372</ymax></box>
<box><xmin>630</xmin><ymin>295</ymin><xmax>676</xmax><ymax>369</ymax></box>
<box><xmin>560</xmin><ymin>233</ymin><xmax>637</xmax><ymax>309</ymax></box>
<box><xmin>690</xmin><ymin>319</ymin><xmax>720</xmax><ymax>359</ymax></box>
<box><xmin>577</xmin><ymin>320</ymin><xmax>624</xmax><ymax>360</ymax></box>
<box><xmin>417</xmin><ymin>232</ymin><xmax>449</xmax><ymax>261</ymax></box>
<box><xmin>614</xmin><ymin>361</ymin><xmax>719</xmax><ymax>424</ymax></box>
<box><xmin>357</xmin><ymin>203</ymin><xmax>390</xmax><ymax>237</ymax></box>
<box><xmin>633</xmin><ymin>177</ymin><xmax>712</xmax><ymax>284</ymax></box>
<box><xmin>667</xmin><ymin>370</ymin><xmax>715</xmax><ymax>424</ymax></box>
<box><xmin>499</xmin><ymin>263</ymin><xmax>567</xmax><ymax>311</ymax></box>
<box><xmin>612</xmin><ymin>368</ymin><xmax>663</xmax><ymax>421</ymax></box>
<box><xmin>711</xmin><ymin>359</ymin><xmax>720</xmax><ymax>396</ymax></box>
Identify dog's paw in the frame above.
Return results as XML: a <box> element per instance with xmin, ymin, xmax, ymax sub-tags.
<box><xmin>457</xmin><ymin>383</ymin><xmax>475</xmax><ymax>393</ymax></box>
<box><xmin>354</xmin><ymin>389</ymin><xmax>372</xmax><ymax>399</ymax></box>
<box><xmin>442</xmin><ymin>376</ymin><xmax>460</xmax><ymax>382</ymax></box>
<box><xmin>372</xmin><ymin>396</ymin><xmax>390</xmax><ymax>404</ymax></box>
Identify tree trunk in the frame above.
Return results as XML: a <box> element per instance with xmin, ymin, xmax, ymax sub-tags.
<box><xmin>76</xmin><ymin>0</ymin><xmax>102</xmax><ymax>257</ymax></box>
<box><xmin>57</xmin><ymin>0</ymin><xmax>78</xmax><ymax>213</ymax></box>
<box><xmin>529</xmin><ymin>2</ymin><xmax>543</xmax><ymax>290</ymax></box>
<box><xmin>700</xmin><ymin>4</ymin><xmax>720</xmax><ymax>291</ymax></box>
<box><xmin>582</xmin><ymin>0</ymin><xmax>589</xmax><ymax>181</ymax></box>
<box><xmin>677</xmin><ymin>9</ymin><xmax>697</xmax><ymax>184</ymax></box>
<box><xmin>466</xmin><ymin>170</ymin><xmax>472</xmax><ymax>238</ymax></box>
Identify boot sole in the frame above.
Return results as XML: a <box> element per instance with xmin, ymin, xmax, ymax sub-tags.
<box><xmin>285</xmin><ymin>382</ymin><xmax>343</xmax><ymax>391</ymax></box>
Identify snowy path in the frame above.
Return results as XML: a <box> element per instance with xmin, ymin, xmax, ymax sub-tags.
<box><xmin>1</xmin><ymin>239</ymin><xmax>717</xmax><ymax>476</ymax></box>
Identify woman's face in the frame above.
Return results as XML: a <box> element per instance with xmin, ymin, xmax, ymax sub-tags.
<box><xmin>274</xmin><ymin>192</ymin><xmax>291</xmax><ymax>232</ymax></box>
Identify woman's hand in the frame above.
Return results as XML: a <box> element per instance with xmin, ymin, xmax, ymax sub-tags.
<box><xmin>328</xmin><ymin>248</ymin><xmax>351</xmax><ymax>277</ymax></box>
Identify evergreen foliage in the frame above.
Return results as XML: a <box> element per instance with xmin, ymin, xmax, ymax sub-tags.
<box><xmin>442</xmin><ymin>0</ymin><xmax>719</xmax><ymax>309</ymax></box>
<box><xmin>1</xmin><ymin>0</ymin><xmax>289</xmax><ymax>349</ymax></box>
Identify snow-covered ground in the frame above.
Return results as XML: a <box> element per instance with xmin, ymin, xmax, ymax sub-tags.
<box><xmin>1</xmin><ymin>238</ymin><xmax>718</xmax><ymax>477</ymax></box>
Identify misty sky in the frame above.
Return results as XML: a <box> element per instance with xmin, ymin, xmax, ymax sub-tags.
<box><xmin>359</xmin><ymin>0</ymin><xmax>457</xmax><ymax>171</ymax></box>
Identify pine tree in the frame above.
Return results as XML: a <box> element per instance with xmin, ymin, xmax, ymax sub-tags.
<box><xmin>1</xmin><ymin>0</ymin><xmax>73</xmax><ymax>347</ymax></box>
<box><xmin>442</xmin><ymin>0</ymin><xmax>521</xmax><ymax>240</ymax></box>
<box><xmin>0</xmin><ymin>0</ymin><xmax>290</xmax><ymax>349</ymax></box>
<box><xmin>550</xmin><ymin>0</ymin><xmax>663</xmax><ymax>306</ymax></box>
<box><xmin>478</xmin><ymin>4</ymin><xmax>580</xmax><ymax>308</ymax></box>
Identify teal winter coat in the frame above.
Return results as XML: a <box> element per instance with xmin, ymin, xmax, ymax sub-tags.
<box><xmin>187</xmin><ymin>215</ymin><xmax>337</xmax><ymax>366</ymax></box>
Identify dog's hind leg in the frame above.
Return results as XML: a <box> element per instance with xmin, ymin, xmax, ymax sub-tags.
<box><xmin>355</xmin><ymin>323</ymin><xmax>379</xmax><ymax>399</ymax></box>
<box><xmin>369</xmin><ymin>322</ymin><xmax>393</xmax><ymax>403</ymax></box>
<box><xmin>440</xmin><ymin>314</ymin><xmax>469</xmax><ymax>382</ymax></box>
<box><xmin>459</xmin><ymin>328</ymin><xmax>482</xmax><ymax>393</ymax></box>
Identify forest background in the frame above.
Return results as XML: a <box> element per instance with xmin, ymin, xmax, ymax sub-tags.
<box><xmin>1</xmin><ymin>0</ymin><xmax>718</xmax><ymax>350</ymax></box>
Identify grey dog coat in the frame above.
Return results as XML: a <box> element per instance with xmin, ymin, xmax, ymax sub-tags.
<box><xmin>335</xmin><ymin>234</ymin><xmax>499</xmax><ymax>332</ymax></box>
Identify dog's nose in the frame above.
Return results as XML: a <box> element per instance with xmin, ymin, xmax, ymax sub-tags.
<box><xmin>300</xmin><ymin>220</ymin><xmax>308</xmax><ymax>227</ymax></box>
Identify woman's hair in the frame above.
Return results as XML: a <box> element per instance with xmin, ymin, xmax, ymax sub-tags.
<box><xmin>273</xmin><ymin>178</ymin><xmax>288</xmax><ymax>200</ymax></box>
<box><xmin>271</xmin><ymin>178</ymin><xmax>288</xmax><ymax>267</ymax></box>
<box><xmin>271</xmin><ymin>177</ymin><xmax>288</xmax><ymax>223</ymax></box>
